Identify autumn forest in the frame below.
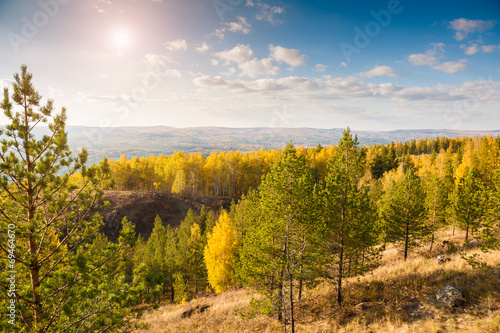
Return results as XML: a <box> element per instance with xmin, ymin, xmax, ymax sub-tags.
<box><xmin>1</xmin><ymin>67</ymin><xmax>500</xmax><ymax>333</ymax></box>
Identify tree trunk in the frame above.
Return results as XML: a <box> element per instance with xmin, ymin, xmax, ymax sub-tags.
<box><xmin>429</xmin><ymin>231</ymin><xmax>435</xmax><ymax>252</ymax></box>
<box><xmin>277</xmin><ymin>283</ymin><xmax>283</xmax><ymax>323</ymax></box>
<box><xmin>337</xmin><ymin>246</ymin><xmax>344</xmax><ymax>305</ymax></box>
<box><xmin>298</xmin><ymin>278</ymin><xmax>303</xmax><ymax>302</ymax></box>
<box><xmin>289</xmin><ymin>273</ymin><xmax>295</xmax><ymax>333</ymax></box>
<box><xmin>171</xmin><ymin>281</ymin><xmax>175</xmax><ymax>304</ymax></box>
<box><xmin>29</xmin><ymin>233</ymin><xmax>42</xmax><ymax>328</ymax></box>
<box><xmin>452</xmin><ymin>216</ymin><xmax>456</xmax><ymax>235</ymax></box>
<box><xmin>25</xmin><ymin>105</ymin><xmax>42</xmax><ymax>329</ymax></box>
<box><xmin>404</xmin><ymin>223</ymin><xmax>409</xmax><ymax>261</ymax></box>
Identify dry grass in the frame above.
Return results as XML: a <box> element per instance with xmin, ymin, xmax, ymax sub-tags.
<box><xmin>132</xmin><ymin>289</ymin><xmax>282</xmax><ymax>333</ymax></box>
<box><xmin>134</xmin><ymin>229</ymin><xmax>500</xmax><ymax>332</ymax></box>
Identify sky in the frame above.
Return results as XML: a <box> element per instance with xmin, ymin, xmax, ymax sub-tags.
<box><xmin>0</xmin><ymin>0</ymin><xmax>499</xmax><ymax>131</ymax></box>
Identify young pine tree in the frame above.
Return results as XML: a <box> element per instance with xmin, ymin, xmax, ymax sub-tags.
<box><xmin>455</xmin><ymin>167</ymin><xmax>485</xmax><ymax>241</ymax></box>
<box><xmin>322</xmin><ymin>128</ymin><xmax>380</xmax><ymax>305</ymax></box>
<box><xmin>382</xmin><ymin>168</ymin><xmax>428</xmax><ymax>260</ymax></box>
<box><xmin>0</xmin><ymin>66</ymin><xmax>133</xmax><ymax>332</ymax></box>
<box><xmin>143</xmin><ymin>215</ymin><xmax>167</xmax><ymax>303</ymax></box>
<box><xmin>187</xmin><ymin>222</ymin><xmax>206</xmax><ymax>294</ymax></box>
<box><xmin>424</xmin><ymin>174</ymin><xmax>447</xmax><ymax>251</ymax></box>
<box><xmin>238</xmin><ymin>143</ymin><xmax>321</xmax><ymax>332</ymax></box>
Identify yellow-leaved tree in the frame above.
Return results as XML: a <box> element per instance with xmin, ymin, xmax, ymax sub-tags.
<box><xmin>204</xmin><ymin>211</ymin><xmax>238</xmax><ymax>293</ymax></box>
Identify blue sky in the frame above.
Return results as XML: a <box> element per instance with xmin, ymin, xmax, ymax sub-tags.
<box><xmin>0</xmin><ymin>0</ymin><xmax>499</xmax><ymax>131</ymax></box>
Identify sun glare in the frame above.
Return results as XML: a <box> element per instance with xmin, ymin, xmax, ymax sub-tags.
<box><xmin>111</xmin><ymin>28</ymin><xmax>131</xmax><ymax>49</ymax></box>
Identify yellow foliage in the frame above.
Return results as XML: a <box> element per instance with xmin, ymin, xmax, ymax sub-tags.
<box><xmin>204</xmin><ymin>211</ymin><xmax>238</xmax><ymax>293</ymax></box>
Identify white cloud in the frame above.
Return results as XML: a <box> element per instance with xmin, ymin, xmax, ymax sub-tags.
<box><xmin>0</xmin><ymin>79</ymin><xmax>13</xmax><ymax>89</ymax></box>
<box><xmin>211</xmin><ymin>59</ymin><xmax>219</xmax><ymax>66</ymax></box>
<box><xmin>192</xmin><ymin>73</ymin><xmax>500</xmax><ymax>104</ymax></box>
<box><xmin>214</xmin><ymin>45</ymin><xmax>289</xmax><ymax>78</ymax></box>
<box><xmin>193</xmin><ymin>75</ymin><xmax>227</xmax><ymax>87</ymax></box>
<box><xmin>269</xmin><ymin>45</ymin><xmax>307</xmax><ymax>67</ymax></box>
<box><xmin>448</xmin><ymin>18</ymin><xmax>497</xmax><ymax>41</ymax></box>
<box><xmin>221</xmin><ymin>67</ymin><xmax>237</xmax><ymax>77</ymax></box>
<box><xmin>143</xmin><ymin>54</ymin><xmax>171</xmax><ymax>69</ymax></box>
<box><xmin>239</xmin><ymin>58</ymin><xmax>280</xmax><ymax>78</ymax></box>
<box><xmin>165</xmin><ymin>69</ymin><xmax>182</xmax><ymax>78</ymax></box>
<box><xmin>48</xmin><ymin>87</ymin><xmax>65</xmax><ymax>100</ymax></box>
<box><xmin>461</xmin><ymin>44</ymin><xmax>479</xmax><ymax>55</ymax></box>
<box><xmin>226</xmin><ymin>16</ymin><xmax>252</xmax><ymax>34</ymax></box>
<box><xmin>314</xmin><ymin>64</ymin><xmax>328</xmax><ymax>72</ymax></box>
<box><xmin>164</xmin><ymin>39</ymin><xmax>188</xmax><ymax>51</ymax></box>
<box><xmin>215</xmin><ymin>44</ymin><xmax>255</xmax><ymax>64</ymax></box>
<box><xmin>432</xmin><ymin>60</ymin><xmax>467</xmax><ymax>74</ymax></box>
<box><xmin>75</xmin><ymin>92</ymin><xmax>130</xmax><ymax>104</ymax></box>
<box><xmin>247</xmin><ymin>1</ymin><xmax>285</xmax><ymax>24</ymax></box>
<box><xmin>143</xmin><ymin>54</ymin><xmax>182</xmax><ymax>77</ymax></box>
<box><xmin>212</xmin><ymin>16</ymin><xmax>252</xmax><ymax>39</ymax></box>
<box><xmin>360</xmin><ymin>65</ymin><xmax>404</xmax><ymax>78</ymax></box>
<box><xmin>482</xmin><ymin>45</ymin><xmax>500</xmax><ymax>53</ymax></box>
<box><xmin>340</xmin><ymin>62</ymin><xmax>348</xmax><ymax>68</ymax></box>
<box><xmin>408</xmin><ymin>43</ymin><xmax>466</xmax><ymax>74</ymax></box>
<box><xmin>460</xmin><ymin>42</ymin><xmax>500</xmax><ymax>55</ymax></box>
<box><xmin>408</xmin><ymin>52</ymin><xmax>438</xmax><ymax>66</ymax></box>
<box><xmin>408</xmin><ymin>44</ymin><xmax>444</xmax><ymax>66</ymax></box>
<box><xmin>213</xmin><ymin>29</ymin><xmax>225</xmax><ymax>39</ymax></box>
<box><xmin>196</xmin><ymin>42</ymin><xmax>211</xmax><ymax>53</ymax></box>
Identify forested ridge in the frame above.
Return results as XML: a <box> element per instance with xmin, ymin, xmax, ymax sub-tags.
<box><xmin>1</xmin><ymin>66</ymin><xmax>499</xmax><ymax>333</ymax></box>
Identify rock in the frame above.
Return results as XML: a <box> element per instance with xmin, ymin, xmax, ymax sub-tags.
<box><xmin>180</xmin><ymin>304</ymin><xmax>210</xmax><ymax>318</ymax></box>
<box><xmin>436</xmin><ymin>255</ymin><xmax>451</xmax><ymax>264</ymax></box>
<box><xmin>436</xmin><ymin>285</ymin><xmax>465</xmax><ymax>307</ymax></box>
<box><xmin>436</xmin><ymin>240</ymin><xmax>450</xmax><ymax>248</ymax></box>
<box><xmin>353</xmin><ymin>302</ymin><xmax>383</xmax><ymax>313</ymax></box>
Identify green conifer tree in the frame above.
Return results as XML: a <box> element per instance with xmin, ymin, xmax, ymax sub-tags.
<box><xmin>238</xmin><ymin>143</ymin><xmax>321</xmax><ymax>332</ymax></box>
<box><xmin>455</xmin><ymin>167</ymin><xmax>484</xmax><ymax>241</ymax></box>
<box><xmin>0</xmin><ymin>65</ymin><xmax>132</xmax><ymax>332</ymax></box>
<box><xmin>322</xmin><ymin>128</ymin><xmax>380</xmax><ymax>305</ymax></box>
<box><xmin>382</xmin><ymin>168</ymin><xmax>428</xmax><ymax>260</ymax></box>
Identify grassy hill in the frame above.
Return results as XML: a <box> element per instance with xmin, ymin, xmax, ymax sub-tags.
<box><xmin>130</xmin><ymin>228</ymin><xmax>500</xmax><ymax>332</ymax></box>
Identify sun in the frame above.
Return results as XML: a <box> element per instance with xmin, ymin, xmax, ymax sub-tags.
<box><xmin>111</xmin><ymin>28</ymin><xmax>131</xmax><ymax>49</ymax></box>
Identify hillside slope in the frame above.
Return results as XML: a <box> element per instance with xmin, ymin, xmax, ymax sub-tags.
<box><xmin>99</xmin><ymin>191</ymin><xmax>231</xmax><ymax>241</ymax></box>
<box><xmin>132</xmin><ymin>229</ymin><xmax>500</xmax><ymax>332</ymax></box>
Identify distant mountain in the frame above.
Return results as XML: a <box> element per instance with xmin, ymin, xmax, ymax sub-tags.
<box><xmin>4</xmin><ymin>126</ymin><xmax>499</xmax><ymax>165</ymax></box>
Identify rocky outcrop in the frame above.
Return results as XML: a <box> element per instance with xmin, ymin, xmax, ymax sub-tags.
<box><xmin>436</xmin><ymin>285</ymin><xmax>464</xmax><ymax>307</ymax></box>
<box><xmin>180</xmin><ymin>304</ymin><xmax>210</xmax><ymax>318</ymax></box>
<box><xmin>436</xmin><ymin>255</ymin><xmax>451</xmax><ymax>264</ymax></box>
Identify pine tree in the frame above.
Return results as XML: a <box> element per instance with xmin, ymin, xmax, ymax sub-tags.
<box><xmin>0</xmin><ymin>65</ymin><xmax>132</xmax><ymax>332</ymax></box>
<box><xmin>187</xmin><ymin>222</ymin><xmax>206</xmax><ymax>294</ymax></box>
<box><xmin>118</xmin><ymin>216</ymin><xmax>137</xmax><ymax>284</ymax></box>
<box><xmin>322</xmin><ymin>128</ymin><xmax>380</xmax><ymax>305</ymax></box>
<box><xmin>424</xmin><ymin>174</ymin><xmax>447</xmax><ymax>251</ymax></box>
<box><xmin>481</xmin><ymin>171</ymin><xmax>500</xmax><ymax>251</ymax></box>
<box><xmin>382</xmin><ymin>168</ymin><xmax>428</xmax><ymax>260</ymax></box>
<box><xmin>164</xmin><ymin>224</ymin><xmax>177</xmax><ymax>303</ymax></box>
<box><xmin>238</xmin><ymin>143</ymin><xmax>321</xmax><ymax>332</ymax></box>
<box><xmin>455</xmin><ymin>167</ymin><xmax>484</xmax><ymax>241</ymax></box>
<box><xmin>144</xmin><ymin>215</ymin><xmax>167</xmax><ymax>303</ymax></box>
